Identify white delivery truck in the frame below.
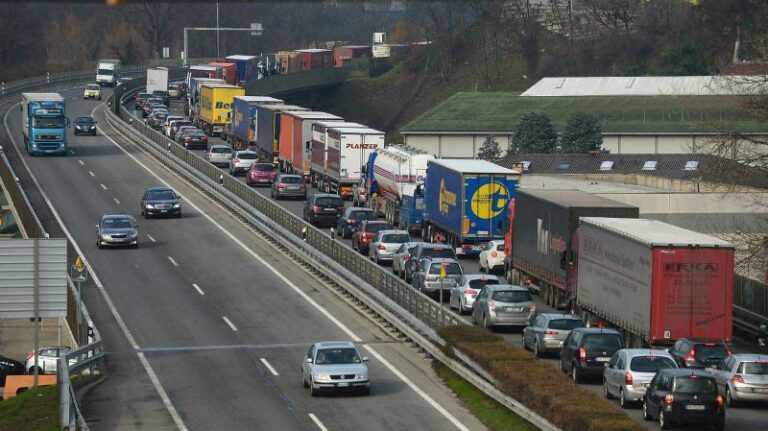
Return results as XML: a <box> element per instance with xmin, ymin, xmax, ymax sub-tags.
<box><xmin>146</xmin><ymin>67</ymin><xmax>169</xmax><ymax>94</ymax></box>
<box><xmin>96</xmin><ymin>59</ymin><xmax>121</xmax><ymax>86</ymax></box>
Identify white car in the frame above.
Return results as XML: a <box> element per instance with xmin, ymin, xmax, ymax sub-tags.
<box><xmin>163</xmin><ymin>116</ymin><xmax>184</xmax><ymax>136</ymax></box>
<box><xmin>479</xmin><ymin>240</ymin><xmax>505</xmax><ymax>274</ymax></box>
<box><xmin>26</xmin><ymin>346</ymin><xmax>73</xmax><ymax>375</ymax></box>
<box><xmin>229</xmin><ymin>150</ymin><xmax>258</xmax><ymax>176</ymax></box>
<box><xmin>603</xmin><ymin>349</ymin><xmax>677</xmax><ymax>408</ymax></box>
<box><xmin>302</xmin><ymin>341</ymin><xmax>370</xmax><ymax>396</ymax></box>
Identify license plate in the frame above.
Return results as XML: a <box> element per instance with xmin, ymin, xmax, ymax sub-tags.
<box><xmin>324</xmin><ymin>208</ymin><xmax>336</xmax><ymax>212</ymax></box>
<box><xmin>595</xmin><ymin>357</ymin><xmax>611</xmax><ymax>362</ymax></box>
<box><xmin>753</xmin><ymin>388</ymin><xmax>768</xmax><ymax>393</ymax></box>
<box><xmin>259</xmin><ymin>179</ymin><xmax>268</xmax><ymax>182</ymax></box>
<box><xmin>289</xmin><ymin>185</ymin><xmax>299</xmax><ymax>190</ymax></box>
<box><xmin>337</xmin><ymin>382</ymin><xmax>349</xmax><ymax>387</ymax></box>
<box><xmin>160</xmin><ymin>210</ymin><xmax>167</xmax><ymax>213</ymax></box>
<box><xmin>508</xmin><ymin>307</ymin><xmax>523</xmax><ymax>312</ymax></box>
<box><xmin>685</xmin><ymin>404</ymin><xmax>705</xmax><ymax>411</ymax></box>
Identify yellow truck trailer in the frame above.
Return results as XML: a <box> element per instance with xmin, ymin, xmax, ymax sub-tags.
<box><xmin>197</xmin><ymin>83</ymin><xmax>245</xmax><ymax>136</ymax></box>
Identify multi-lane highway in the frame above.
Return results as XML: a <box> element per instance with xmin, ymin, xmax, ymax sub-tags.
<box><xmin>3</xmin><ymin>85</ymin><xmax>487</xmax><ymax>431</ymax></box>
<box><xmin>141</xmin><ymin>97</ymin><xmax>768</xmax><ymax>431</ymax></box>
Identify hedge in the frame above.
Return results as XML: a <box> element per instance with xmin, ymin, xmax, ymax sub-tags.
<box><xmin>438</xmin><ymin>326</ymin><xmax>645</xmax><ymax>431</ymax></box>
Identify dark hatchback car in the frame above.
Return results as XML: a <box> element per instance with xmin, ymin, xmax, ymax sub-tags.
<box><xmin>669</xmin><ymin>338</ymin><xmax>731</xmax><ymax>369</ymax></box>
<box><xmin>337</xmin><ymin>207</ymin><xmax>377</xmax><ymax>239</ymax></box>
<box><xmin>140</xmin><ymin>187</ymin><xmax>182</xmax><ymax>218</ymax></box>
<box><xmin>643</xmin><ymin>369</ymin><xmax>725</xmax><ymax>431</ymax></box>
<box><xmin>147</xmin><ymin>110</ymin><xmax>169</xmax><ymax>129</ymax></box>
<box><xmin>303</xmin><ymin>194</ymin><xmax>345</xmax><ymax>227</ymax></box>
<box><xmin>404</xmin><ymin>242</ymin><xmax>458</xmax><ymax>283</ymax></box>
<box><xmin>73</xmin><ymin>116</ymin><xmax>97</xmax><ymax>136</ymax></box>
<box><xmin>560</xmin><ymin>327</ymin><xmax>624</xmax><ymax>383</ymax></box>
<box><xmin>178</xmin><ymin>129</ymin><xmax>208</xmax><ymax>149</ymax></box>
<box><xmin>0</xmin><ymin>353</ymin><xmax>24</xmax><ymax>386</ymax></box>
<box><xmin>271</xmin><ymin>174</ymin><xmax>306</xmax><ymax>200</ymax></box>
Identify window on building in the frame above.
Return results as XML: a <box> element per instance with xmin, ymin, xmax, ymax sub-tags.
<box><xmin>642</xmin><ymin>161</ymin><xmax>658</xmax><ymax>170</ymax></box>
<box><xmin>599</xmin><ymin>161</ymin><xmax>614</xmax><ymax>171</ymax></box>
<box><xmin>557</xmin><ymin>163</ymin><xmax>571</xmax><ymax>171</ymax></box>
<box><xmin>684</xmin><ymin>161</ymin><xmax>700</xmax><ymax>171</ymax></box>
<box><xmin>521</xmin><ymin>161</ymin><xmax>531</xmax><ymax>171</ymax></box>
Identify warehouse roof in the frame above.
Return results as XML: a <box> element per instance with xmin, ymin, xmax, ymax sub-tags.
<box><xmin>430</xmin><ymin>159</ymin><xmax>518</xmax><ymax>174</ymax></box>
<box><xmin>580</xmin><ymin>217</ymin><xmax>734</xmax><ymax>248</ymax></box>
<box><xmin>521</xmin><ymin>76</ymin><xmax>765</xmax><ymax>97</ymax></box>
<box><xmin>400</xmin><ymin>92</ymin><xmax>768</xmax><ymax>134</ymax></box>
<box><xmin>518</xmin><ymin>189</ymin><xmax>639</xmax><ymax>209</ymax></box>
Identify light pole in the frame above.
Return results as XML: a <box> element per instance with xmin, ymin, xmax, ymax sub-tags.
<box><xmin>70</xmin><ymin>257</ymin><xmax>88</xmax><ymax>345</ymax></box>
<box><xmin>183</xmin><ymin>23</ymin><xmax>263</xmax><ymax>66</ymax></box>
<box><xmin>216</xmin><ymin>2</ymin><xmax>220</xmax><ymax>59</ymax></box>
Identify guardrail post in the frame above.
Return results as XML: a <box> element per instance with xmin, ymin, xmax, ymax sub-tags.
<box><xmin>46</xmin><ymin>72</ymin><xmax>50</xmax><ymax>84</ymax></box>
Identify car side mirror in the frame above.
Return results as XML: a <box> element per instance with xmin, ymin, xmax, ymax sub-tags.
<box><xmin>306</xmin><ymin>357</ymin><xmax>313</xmax><ymax>364</ymax></box>
<box><xmin>362</xmin><ymin>356</ymin><xmax>370</xmax><ymax>362</ymax></box>
<box><xmin>176</xmin><ymin>195</ymin><xmax>182</xmax><ymax>199</ymax></box>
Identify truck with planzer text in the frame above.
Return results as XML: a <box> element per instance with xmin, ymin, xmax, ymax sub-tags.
<box><xmin>21</xmin><ymin>93</ymin><xmax>68</xmax><ymax>156</ymax></box>
<box><xmin>322</xmin><ymin>127</ymin><xmax>384</xmax><ymax>198</ymax></box>
<box><xmin>310</xmin><ymin>121</ymin><xmax>366</xmax><ymax>192</ymax></box>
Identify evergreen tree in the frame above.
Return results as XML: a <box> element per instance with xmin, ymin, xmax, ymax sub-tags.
<box><xmin>477</xmin><ymin>135</ymin><xmax>501</xmax><ymax>160</ymax></box>
<box><xmin>560</xmin><ymin>112</ymin><xmax>603</xmax><ymax>153</ymax></box>
<box><xmin>512</xmin><ymin>112</ymin><xmax>558</xmax><ymax>154</ymax></box>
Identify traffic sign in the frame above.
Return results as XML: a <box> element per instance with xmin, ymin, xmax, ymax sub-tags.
<box><xmin>74</xmin><ymin>256</ymin><xmax>85</xmax><ymax>272</ymax></box>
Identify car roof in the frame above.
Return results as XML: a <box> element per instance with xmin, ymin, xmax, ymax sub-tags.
<box><xmin>727</xmin><ymin>353</ymin><xmax>768</xmax><ymax>362</ymax></box>
<box><xmin>364</xmin><ymin>220</ymin><xmax>392</xmax><ymax>225</ymax></box>
<box><xmin>76</xmin><ymin>116</ymin><xmax>93</xmax><ymax>120</ymax></box>
<box><xmin>660</xmin><ymin>368</ymin><xmax>714</xmax><ymax>378</ymax></box>
<box><xmin>349</xmin><ymin>207</ymin><xmax>374</xmax><ymax>212</ymax></box>
<box><xmin>418</xmin><ymin>242</ymin><xmax>450</xmax><ymax>249</ymax></box>
<box><xmin>461</xmin><ymin>273</ymin><xmax>500</xmax><ymax>281</ymax></box>
<box><xmin>145</xmin><ymin>186</ymin><xmax>174</xmax><ymax>192</ymax></box>
<box><xmin>573</xmin><ymin>327</ymin><xmax>622</xmax><ymax>335</ymax></box>
<box><xmin>679</xmin><ymin>338</ymin><xmax>727</xmax><ymax>344</ymax></box>
<box><xmin>277</xmin><ymin>174</ymin><xmax>301</xmax><ymax>178</ymax></box>
<box><xmin>101</xmin><ymin>214</ymin><xmax>132</xmax><ymax>220</ymax></box>
<box><xmin>313</xmin><ymin>193</ymin><xmax>341</xmax><ymax>198</ymax></box>
<box><xmin>424</xmin><ymin>257</ymin><xmax>458</xmax><ymax>264</ymax></box>
<box><xmin>315</xmin><ymin>341</ymin><xmax>356</xmax><ymax>349</ymax></box>
<box><xmin>234</xmin><ymin>150</ymin><xmax>256</xmax><ymax>154</ymax></box>
<box><xmin>483</xmin><ymin>284</ymin><xmax>528</xmax><ymax>291</ymax></box>
<box><xmin>208</xmin><ymin>144</ymin><xmax>230</xmax><ymax>149</ymax></box>
<box><xmin>537</xmin><ymin>313</ymin><xmax>581</xmax><ymax>320</ymax></box>
<box><xmin>619</xmin><ymin>348</ymin><xmax>675</xmax><ymax>358</ymax></box>
<box><xmin>377</xmin><ymin>229</ymin><xmax>408</xmax><ymax>235</ymax></box>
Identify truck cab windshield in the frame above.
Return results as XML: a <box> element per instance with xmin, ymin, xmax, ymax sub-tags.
<box><xmin>32</xmin><ymin>116</ymin><xmax>65</xmax><ymax>128</ymax></box>
<box><xmin>98</xmin><ymin>69</ymin><xmax>113</xmax><ymax>75</ymax></box>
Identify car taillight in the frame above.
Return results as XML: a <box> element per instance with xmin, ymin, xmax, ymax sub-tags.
<box><xmin>664</xmin><ymin>394</ymin><xmax>674</xmax><ymax>407</ymax></box>
<box><xmin>544</xmin><ymin>330</ymin><xmax>559</xmax><ymax>336</ymax></box>
<box><xmin>491</xmin><ymin>251</ymin><xmax>498</xmax><ymax>258</ymax></box>
<box><xmin>312</xmin><ymin>205</ymin><xmax>321</xmax><ymax>213</ymax></box>
<box><xmin>348</xmin><ymin>218</ymin><xmax>356</xmax><ymax>224</ymax></box>
<box><xmin>359</xmin><ymin>188</ymin><xmax>365</xmax><ymax>195</ymax></box>
<box><xmin>234</xmin><ymin>158</ymin><xmax>241</xmax><ymax>163</ymax></box>
<box><xmin>337</xmin><ymin>206</ymin><xmax>345</xmax><ymax>213</ymax></box>
<box><xmin>402</xmin><ymin>254</ymin><xmax>408</xmax><ymax>261</ymax></box>
<box><xmin>625</xmin><ymin>372</ymin><xmax>633</xmax><ymax>385</ymax></box>
<box><xmin>378</xmin><ymin>244</ymin><xmax>386</xmax><ymax>250</ymax></box>
<box><xmin>465</xmin><ymin>289</ymin><xmax>477</xmax><ymax>295</ymax></box>
<box><xmin>278</xmin><ymin>184</ymin><xmax>286</xmax><ymax>190</ymax></box>
<box><xmin>716</xmin><ymin>395</ymin><xmax>724</xmax><ymax>407</ymax></box>
<box><xmin>579</xmin><ymin>347</ymin><xmax>587</xmax><ymax>362</ymax></box>
<box><xmin>731</xmin><ymin>374</ymin><xmax>745</xmax><ymax>384</ymax></box>
<box><xmin>488</xmin><ymin>300</ymin><xmax>496</xmax><ymax>311</ymax></box>
<box><xmin>423</xmin><ymin>274</ymin><xmax>428</xmax><ymax>282</ymax></box>
<box><xmin>27</xmin><ymin>351</ymin><xmax>35</xmax><ymax>360</ymax></box>
<box><xmin>684</xmin><ymin>347</ymin><xmax>696</xmax><ymax>362</ymax></box>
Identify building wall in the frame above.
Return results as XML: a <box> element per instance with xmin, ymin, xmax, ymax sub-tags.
<box><xmin>403</xmin><ymin>134</ymin><xmax>512</xmax><ymax>158</ymax></box>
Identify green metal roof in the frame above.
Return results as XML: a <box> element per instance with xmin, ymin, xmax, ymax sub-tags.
<box><xmin>401</xmin><ymin>92</ymin><xmax>768</xmax><ymax>134</ymax></box>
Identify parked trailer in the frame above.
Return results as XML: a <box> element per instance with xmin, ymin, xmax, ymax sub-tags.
<box><xmin>575</xmin><ymin>217</ymin><xmax>734</xmax><ymax>347</ymax></box>
<box><xmin>225</xmin><ymin>55</ymin><xmax>259</xmax><ymax>85</ymax></box>
<box><xmin>504</xmin><ymin>190</ymin><xmax>639</xmax><ymax>309</ymax></box>
<box><xmin>333</xmin><ymin>45</ymin><xmax>371</xmax><ymax>68</ymax></box>
<box><xmin>278</xmin><ymin>111</ymin><xmax>342</xmax><ymax>180</ymax></box>
<box><xmin>276</xmin><ymin>51</ymin><xmax>302</xmax><ymax>74</ymax></box>
<box><xmin>423</xmin><ymin>160</ymin><xmax>520</xmax><ymax>257</ymax></box>
<box><xmin>230</xmin><ymin>96</ymin><xmax>283</xmax><ymax>150</ymax></box>
<box><xmin>197</xmin><ymin>83</ymin><xmax>245</xmax><ymax>136</ymax></box>
<box><xmin>208</xmin><ymin>61</ymin><xmax>237</xmax><ymax>85</ymax></box>
<box><xmin>365</xmin><ymin>146</ymin><xmax>434</xmax><ymax>234</ymax></box>
<box><xmin>295</xmin><ymin>49</ymin><xmax>333</xmax><ymax>71</ymax></box>
<box><xmin>310</xmin><ymin>121</ymin><xmax>366</xmax><ymax>192</ymax></box>
<box><xmin>254</xmin><ymin>104</ymin><xmax>309</xmax><ymax>163</ymax></box>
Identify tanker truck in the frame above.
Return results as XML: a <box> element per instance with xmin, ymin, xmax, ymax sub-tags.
<box><xmin>363</xmin><ymin>146</ymin><xmax>434</xmax><ymax>235</ymax></box>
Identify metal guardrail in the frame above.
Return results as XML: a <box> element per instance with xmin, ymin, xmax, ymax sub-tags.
<box><xmin>107</xmin><ymin>83</ymin><xmax>561</xmax><ymax>431</ymax></box>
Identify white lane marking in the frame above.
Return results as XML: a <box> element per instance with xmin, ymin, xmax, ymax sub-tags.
<box><xmin>100</xmin><ymin>183</ymin><xmax>107</xmax><ymax>190</ymax></box>
<box><xmin>3</xmin><ymin>103</ymin><xmax>189</xmax><ymax>431</ymax></box>
<box><xmin>259</xmin><ymin>358</ymin><xmax>279</xmax><ymax>376</ymax></box>
<box><xmin>113</xmin><ymin>197</ymin><xmax>120</xmax><ymax>205</ymax></box>
<box><xmin>222</xmin><ymin>316</ymin><xmax>238</xmax><ymax>332</ymax></box>
<box><xmin>69</xmin><ymin>149</ymin><xmax>75</xmax><ymax>155</ymax></box>
<box><xmin>192</xmin><ymin>283</ymin><xmax>205</xmax><ymax>295</ymax></box>
<box><xmin>78</xmin><ymin>159</ymin><xmax>84</xmax><ymax>165</ymax></box>
<box><xmin>308</xmin><ymin>414</ymin><xmax>329</xmax><ymax>431</ymax></box>
<box><xmin>101</xmin><ymin>108</ymin><xmax>470</xmax><ymax>431</ymax></box>
<box><xmin>89</xmin><ymin>171</ymin><xmax>95</xmax><ymax>177</ymax></box>
<box><xmin>147</xmin><ymin>234</ymin><xmax>156</xmax><ymax>243</ymax></box>
<box><xmin>167</xmin><ymin>256</ymin><xmax>178</xmax><ymax>266</ymax></box>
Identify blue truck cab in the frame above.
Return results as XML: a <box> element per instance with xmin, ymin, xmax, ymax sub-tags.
<box><xmin>21</xmin><ymin>93</ymin><xmax>68</xmax><ymax>156</ymax></box>
<box><xmin>423</xmin><ymin>159</ymin><xmax>519</xmax><ymax>257</ymax></box>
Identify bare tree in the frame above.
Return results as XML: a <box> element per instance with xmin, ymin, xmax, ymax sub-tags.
<box><xmin>582</xmin><ymin>0</ymin><xmax>643</xmax><ymax>34</ymax></box>
<box><xmin>119</xmin><ymin>0</ymin><xmax>175</xmax><ymax>59</ymax></box>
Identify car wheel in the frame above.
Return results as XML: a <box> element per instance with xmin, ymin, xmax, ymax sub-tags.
<box><xmin>302</xmin><ymin>373</ymin><xmax>309</xmax><ymax>388</ymax></box>
<box><xmin>96</xmin><ymin>240</ymin><xmax>102</xmax><ymax>249</ymax></box>
<box><xmin>310</xmin><ymin>379</ymin><xmax>319</xmax><ymax>397</ymax></box>
<box><xmin>29</xmin><ymin>366</ymin><xmax>42</xmax><ymax>375</ymax></box>
<box><xmin>604</xmin><ymin>379</ymin><xmax>613</xmax><ymax>399</ymax></box>
<box><xmin>483</xmin><ymin>314</ymin><xmax>491</xmax><ymax>329</ymax></box>
<box><xmin>533</xmin><ymin>340</ymin><xmax>542</xmax><ymax>358</ymax></box>
<box><xmin>572</xmin><ymin>363</ymin><xmax>581</xmax><ymax>384</ymax></box>
<box><xmin>659</xmin><ymin>409</ymin><xmax>671</xmax><ymax>430</ymax></box>
<box><xmin>619</xmin><ymin>388</ymin><xmax>628</xmax><ymax>408</ymax></box>
<box><xmin>726</xmin><ymin>386</ymin><xmax>737</xmax><ymax>407</ymax></box>
<box><xmin>642</xmin><ymin>400</ymin><xmax>653</xmax><ymax>421</ymax></box>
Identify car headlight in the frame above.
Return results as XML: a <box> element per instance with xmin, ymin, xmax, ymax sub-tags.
<box><xmin>75</xmin><ymin>125</ymin><xmax>81</xmax><ymax>129</ymax></box>
<box><xmin>90</xmin><ymin>126</ymin><xmax>96</xmax><ymax>130</ymax></box>
<box><xmin>314</xmin><ymin>373</ymin><xmax>331</xmax><ymax>382</ymax></box>
<box><xmin>101</xmin><ymin>234</ymin><xmax>111</xmax><ymax>240</ymax></box>
<box><xmin>172</xmin><ymin>203</ymin><xmax>180</xmax><ymax>208</ymax></box>
<box><xmin>145</xmin><ymin>204</ymin><xmax>155</xmax><ymax>209</ymax></box>
<box><xmin>355</xmin><ymin>373</ymin><xmax>368</xmax><ymax>380</ymax></box>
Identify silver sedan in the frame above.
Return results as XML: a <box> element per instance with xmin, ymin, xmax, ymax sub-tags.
<box><xmin>96</xmin><ymin>214</ymin><xmax>138</xmax><ymax>248</ymax></box>
<box><xmin>369</xmin><ymin>229</ymin><xmax>411</xmax><ymax>265</ymax></box>
<box><xmin>522</xmin><ymin>313</ymin><xmax>584</xmax><ymax>357</ymax></box>
<box><xmin>205</xmin><ymin>144</ymin><xmax>232</xmax><ymax>167</ymax></box>
<box><xmin>471</xmin><ymin>285</ymin><xmax>535</xmax><ymax>328</ymax></box>
<box><xmin>302</xmin><ymin>341</ymin><xmax>370</xmax><ymax>396</ymax></box>
<box><xmin>448</xmin><ymin>274</ymin><xmax>500</xmax><ymax>314</ymax></box>
<box><xmin>707</xmin><ymin>353</ymin><xmax>768</xmax><ymax>406</ymax></box>
<box><xmin>603</xmin><ymin>349</ymin><xmax>677</xmax><ymax>408</ymax></box>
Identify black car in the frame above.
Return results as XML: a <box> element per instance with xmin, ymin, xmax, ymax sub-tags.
<box><xmin>337</xmin><ymin>207</ymin><xmax>377</xmax><ymax>239</ymax></box>
<box><xmin>73</xmin><ymin>116</ymin><xmax>97</xmax><ymax>136</ymax></box>
<box><xmin>643</xmin><ymin>368</ymin><xmax>725</xmax><ymax>430</ymax></box>
<box><xmin>303</xmin><ymin>194</ymin><xmax>345</xmax><ymax>227</ymax></box>
<box><xmin>152</xmin><ymin>90</ymin><xmax>171</xmax><ymax>106</ymax></box>
<box><xmin>178</xmin><ymin>129</ymin><xmax>208</xmax><ymax>149</ymax></box>
<box><xmin>0</xmin><ymin>354</ymin><xmax>24</xmax><ymax>386</ymax></box>
<box><xmin>140</xmin><ymin>187</ymin><xmax>182</xmax><ymax>218</ymax></box>
<box><xmin>669</xmin><ymin>338</ymin><xmax>731</xmax><ymax>369</ymax></box>
<box><xmin>147</xmin><ymin>110</ymin><xmax>169</xmax><ymax>129</ymax></box>
<box><xmin>404</xmin><ymin>242</ymin><xmax>457</xmax><ymax>282</ymax></box>
<box><xmin>560</xmin><ymin>327</ymin><xmax>623</xmax><ymax>383</ymax></box>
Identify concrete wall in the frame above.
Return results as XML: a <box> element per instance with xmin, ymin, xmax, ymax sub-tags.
<box><xmin>403</xmin><ymin>133</ymin><xmax>512</xmax><ymax>158</ymax></box>
<box><xmin>563</xmin><ymin>173</ymin><xmax>761</xmax><ymax>193</ymax></box>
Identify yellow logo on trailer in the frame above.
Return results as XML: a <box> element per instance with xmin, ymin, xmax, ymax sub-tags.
<box><xmin>470</xmin><ymin>182</ymin><xmax>509</xmax><ymax>220</ymax></box>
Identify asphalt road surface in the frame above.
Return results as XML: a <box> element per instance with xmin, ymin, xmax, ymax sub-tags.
<box><xmin>3</xmin><ymin>86</ymin><xmax>487</xmax><ymax>431</ymax></box>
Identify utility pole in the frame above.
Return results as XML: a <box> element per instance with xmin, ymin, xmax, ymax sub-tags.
<box><xmin>216</xmin><ymin>2</ymin><xmax>220</xmax><ymax>59</ymax></box>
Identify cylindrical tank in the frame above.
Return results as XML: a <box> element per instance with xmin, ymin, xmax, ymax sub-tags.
<box><xmin>372</xmin><ymin>146</ymin><xmax>433</xmax><ymax>200</ymax></box>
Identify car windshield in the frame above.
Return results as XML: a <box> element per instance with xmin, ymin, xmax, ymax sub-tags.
<box><xmin>695</xmin><ymin>344</ymin><xmax>728</xmax><ymax>359</ymax></box>
<box><xmin>174</xmin><ymin>122</ymin><xmax>192</xmax><ymax>129</ymax></box>
<box><xmin>138</xmin><ymin>93</ymin><xmax>151</xmax><ymax>98</ymax></box>
<box><xmin>280</xmin><ymin>176</ymin><xmax>302</xmax><ymax>184</ymax></box>
<box><xmin>315</xmin><ymin>348</ymin><xmax>361</xmax><ymax>365</ymax></box>
<box><xmin>147</xmin><ymin>190</ymin><xmax>176</xmax><ymax>200</ymax></box>
<box><xmin>673</xmin><ymin>376</ymin><xmax>717</xmax><ymax>394</ymax></box>
<box><xmin>86</xmin><ymin>84</ymin><xmax>99</xmax><ymax>90</ymax></box>
<box><xmin>468</xmin><ymin>279</ymin><xmax>499</xmax><ymax>289</ymax></box>
<box><xmin>738</xmin><ymin>361</ymin><xmax>768</xmax><ymax>375</ymax></box>
<box><xmin>381</xmin><ymin>233</ymin><xmax>410</xmax><ymax>243</ymax></box>
<box><xmin>492</xmin><ymin>290</ymin><xmax>531</xmax><ymax>303</ymax></box>
<box><xmin>583</xmin><ymin>334</ymin><xmax>622</xmax><ymax>350</ymax></box>
<box><xmin>316</xmin><ymin>197</ymin><xmax>343</xmax><ymax>206</ymax></box>
<box><xmin>211</xmin><ymin>147</ymin><xmax>230</xmax><ymax>154</ymax></box>
<box><xmin>548</xmin><ymin>319</ymin><xmax>584</xmax><ymax>330</ymax></box>
<box><xmin>367</xmin><ymin>223</ymin><xmax>393</xmax><ymax>233</ymax></box>
<box><xmin>32</xmin><ymin>116</ymin><xmax>65</xmax><ymax>128</ymax></box>
<box><xmin>351</xmin><ymin>211</ymin><xmax>376</xmax><ymax>220</ymax></box>
<box><xmin>630</xmin><ymin>356</ymin><xmax>677</xmax><ymax>372</ymax></box>
<box><xmin>496</xmin><ymin>244</ymin><xmax>505</xmax><ymax>251</ymax></box>
<box><xmin>428</xmin><ymin>262</ymin><xmax>462</xmax><ymax>275</ymax></box>
<box><xmin>237</xmin><ymin>153</ymin><xmax>257</xmax><ymax>159</ymax></box>
<box><xmin>103</xmin><ymin>218</ymin><xmax>132</xmax><ymax>229</ymax></box>
<box><xmin>423</xmin><ymin>247</ymin><xmax>456</xmax><ymax>259</ymax></box>
<box><xmin>253</xmin><ymin>164</ymin><xmax>274</xmax><ymax>172</ymax></box>
<box><xmin>76</xmin><ymin>117</ymin><xmax>93</xmax><ymax>124</ymax></box>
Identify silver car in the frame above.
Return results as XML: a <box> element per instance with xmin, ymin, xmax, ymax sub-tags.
<box><xmin>392</xmin><ymin>241</ymin><xmax>421</xmax><ymax>279</ymax></box>
<box><xmin>411</xmin><ymin>257</ymin><xmax>464</xmax><ymax>299</ymax></box>
<box><xmin>707</xmin><ymin>353</ymin><xmax>768</xmax><ymax>406</ymax></box>
<box><xmin>449</xmin><ymin>274</ymin><xmax>500</xmax><ymax>314</ymax></box>
<box><xmin>302</xmin><ymin>341</ymin><xmax>370</xmax><ymax>396</ymax></box>
<box><xmin>603</xmin><ymin>349</ymin><xmax>677</xmax><ymax>408</ymax></box>
<box><xmin>522</xmin><ymin>313</ymin><xmax>584</xmax><ymax>357</ymax></box>
<box><xmin>25</xmin><ymin>346</ymin><xmax>72</xmax><ymax>375</ymax></box>
<box><xmin>96</xmin><ymin>214</ymin><xmax>138</xmax><ymax>248</ymax></box>
<box><xmin>369</xmin><ymin>229</ymin><xmax>411</xmax><ymax>265</ymax></box>
<box><xmin>229</xmin><ymin>150</ymin><xmax>257</xmax><ymax>175</ymax></box>
<box><xmin>205</xmin><ymin>145</ymin><xmax>232</xmax><ymax>166</ymax></box>
<box><xmin>471</xmin><ymin>284</ymin><xmax>535</xmax><ymax>329</ymax></box>
<box><xmin>163</xmin><ymin>116</ymin><xmax>184</xmax><ymax>136</ymax></box>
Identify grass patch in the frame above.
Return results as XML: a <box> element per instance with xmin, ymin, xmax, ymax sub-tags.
<box><xmin>0</xmin><ymin>384</ymin><xmax>59</xmax><ymax>431</ymax></box>
<box><xmin>435</xmin><ymin>363</ymin><xmax>537</xmax><ymax>431</ymax></box>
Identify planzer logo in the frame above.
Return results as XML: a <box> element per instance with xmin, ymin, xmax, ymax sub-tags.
<box><xmin>663</xmin><ymin>263</ymin><xmax>718</xmax><ymax>272</ymax></box>
<box><xmin>470</xmin><ymin>181</ymin><xmax>509</xmax><ymax>220</ymax></box>
<box><xmin>438</xmin><ymin>179</ymin><xmax>458</xmax><ymax>215</ymax></box>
